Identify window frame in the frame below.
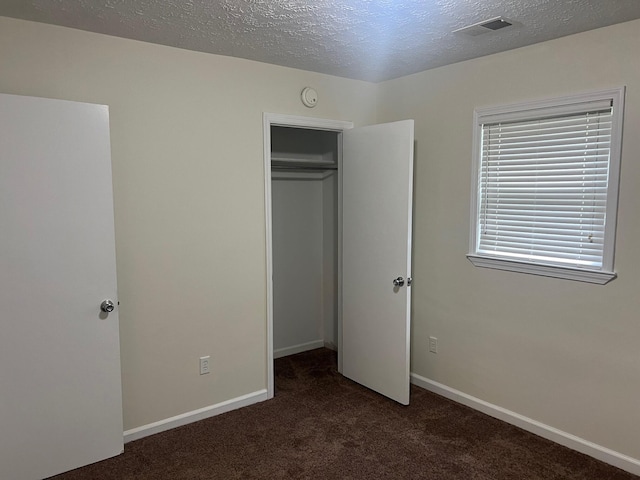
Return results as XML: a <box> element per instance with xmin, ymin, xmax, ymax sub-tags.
<box><xmin>467</xmin><ymin>87</ymin><xmax>625</xmax><ymax>284</ymax></box>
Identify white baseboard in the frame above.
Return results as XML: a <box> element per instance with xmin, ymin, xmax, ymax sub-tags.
<box><xmin>123</xmin><ymin>389</ymin><xmax>268</xmax><ymax>443</ymax></box>
<box><xmin>410</xmin><ymin>373</ymin><xmax>640</xmax><ymax>476</ymax></box>
<box><xmin>274</xmin><ymin>340</ymin><xmax>324</xmax><ymax>359</ymax></box>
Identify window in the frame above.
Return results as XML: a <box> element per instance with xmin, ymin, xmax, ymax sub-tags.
<box><xmin>468</xmin><ymin>88</ymin><xmax>625</xmax><ymax>284</ymax></box>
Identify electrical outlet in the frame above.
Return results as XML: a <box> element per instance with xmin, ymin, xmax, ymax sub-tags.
<box><xmin>429</xmin><ymin>336</ymin><xmax>438</xmax><ymax>354</ymax></box>
<box><xmin>199</xmin><ymin>356</ymin><xmax>210</xmax><ymax>375</ymax></box>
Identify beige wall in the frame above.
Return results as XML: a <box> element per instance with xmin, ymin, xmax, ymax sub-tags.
<box><xmin>0</xmin><ymin>16</ymin><xmax>377</xmax><ymax>430</ymax></box>
<box><xmin>272</xmin><ymin>178</ymin><xmax>324</xmax><ymax>351</ymax></box>
<box><xmin>378</xmin><ymin>19</ymin><xmax>640</xmax><ymax>459</ymax></box>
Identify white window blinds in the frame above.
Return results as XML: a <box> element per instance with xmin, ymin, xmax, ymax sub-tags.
<box><xmin>476</xmin><ymin>102</ymin><xmax>613</xmax><ymax>269</ymax></box>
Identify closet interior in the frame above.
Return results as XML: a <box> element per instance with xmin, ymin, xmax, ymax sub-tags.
<box><xmin>271</xmin><ymin>126</ymin><xmax>340</xmax><ymax>358</ymax></box>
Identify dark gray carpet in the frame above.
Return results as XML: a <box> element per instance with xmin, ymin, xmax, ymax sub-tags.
<box><xmin>51</xmin><ymin>348</ymin><xmax>637</xmax><ymax>479</ymax></box>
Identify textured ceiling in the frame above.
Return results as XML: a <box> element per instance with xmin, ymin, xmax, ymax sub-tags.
<box><xmin>1</xmin><ymin>0</ymin><xmax>640</xmax><ymax>82</ymax></box>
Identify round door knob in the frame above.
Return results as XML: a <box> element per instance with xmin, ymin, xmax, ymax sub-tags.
<box><xmin>100</xmin><ymin>300</ymin><xmax>115</xmax><ymax>313</ymax></box>
<box><xmin>393</xmin><ymin>277</ymin><xmax>405</xmax><ymax>287</ymax></box>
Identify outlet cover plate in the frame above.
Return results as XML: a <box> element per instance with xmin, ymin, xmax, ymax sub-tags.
<box><xmin>429</xmin><ymin>337</ymin><xmax>438</xmax><ymax>354</ymax></box>
<box><xmin>199</xmin><ymin>356</ymin><xmax>210</xmax><ymax>375</ymax></box>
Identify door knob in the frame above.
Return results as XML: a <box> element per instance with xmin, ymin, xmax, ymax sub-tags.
<box><xmin>100</xmin><ymin>300</ymin><xmax>115</xmax><ymax>313</ymax></box>
<box><xmin>393</xmin><ymin>277</ymin><xmax>405</xmax><ymax>287</ymax></box>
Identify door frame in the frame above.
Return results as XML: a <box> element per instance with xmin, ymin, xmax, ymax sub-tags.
<box><xmin>263</xmin><ymin>113</ymin><xmax>353</xmax><ymax>399</ymax></box>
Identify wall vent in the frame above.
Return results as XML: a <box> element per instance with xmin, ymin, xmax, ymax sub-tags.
<box><xmin>453</xmin><ymin>16</ymin><xmax>514</xmax><ymax>36</ymax></box>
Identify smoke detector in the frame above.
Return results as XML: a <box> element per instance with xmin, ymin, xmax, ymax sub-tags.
<box><xmin>301</xmin><ymin>87</ymin><xmax>318</xmax><ymax>108</ymax></box>
<box><xmin>453</xmin><ymin>16</ymin><xmax>514</xmax><ymax>36</ymax></box>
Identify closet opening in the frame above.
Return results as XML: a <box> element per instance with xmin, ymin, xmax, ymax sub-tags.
<box><xmin>264</xmin><ymin>114</ymin><xmax>353</xmax><ymax>399</ymax></box>
<box><xmin>271</xmin><ymin>127</ymin><xmax>339</xmax><ymax>369</ymax></box>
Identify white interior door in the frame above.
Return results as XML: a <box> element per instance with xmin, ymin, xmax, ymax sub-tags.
<box><xmin>0</xmin><ymin>93</ymin><xmax>123</xmax><ymax>479</ymax></box>
<box><xmin>342</xmin><ymin>120</ymin><xmax>414</xmax><ymax>405</ymax></box>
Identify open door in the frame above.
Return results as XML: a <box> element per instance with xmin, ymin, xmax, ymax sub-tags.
<box><xmin>342</xmin><ymin>120</ymin><xmax>414</xmax><ymax>405</ymax></box>
<box><xmin>0</xmin><ymin>94</ymin><xmax>123</xmax><ymax>479</ymax></box>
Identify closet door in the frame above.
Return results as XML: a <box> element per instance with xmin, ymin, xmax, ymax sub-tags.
<box><xmin>342</xmin><ymin>120</ymin><xmax>414</xmax><ymax>405</ymax></box>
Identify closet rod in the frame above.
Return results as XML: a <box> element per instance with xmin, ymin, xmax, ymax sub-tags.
<box><xmin>271</xmin><ymin>165</ymin><xmax>337</xmax><ymax>171</ymax></box>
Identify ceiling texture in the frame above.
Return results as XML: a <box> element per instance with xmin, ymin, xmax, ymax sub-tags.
<box><xmin>1</xmin><ymin>0</ymin><xmax>640</xmax><ymax>82</ymax></box>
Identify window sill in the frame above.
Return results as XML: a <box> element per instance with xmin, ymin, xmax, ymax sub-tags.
<box><xmin>466</xmin><ymin>254</ymin><xmax>617</xmax><ymax>285</ymax></box>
